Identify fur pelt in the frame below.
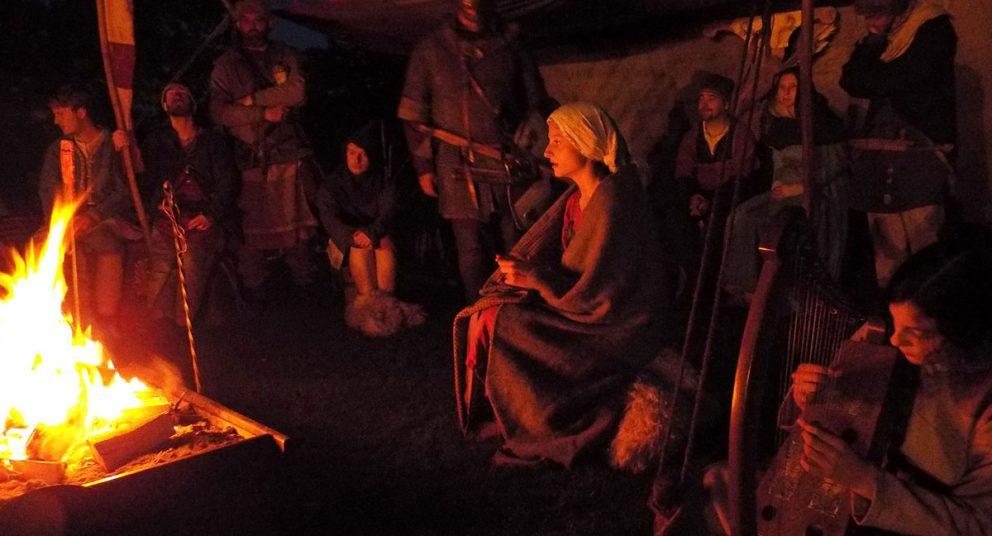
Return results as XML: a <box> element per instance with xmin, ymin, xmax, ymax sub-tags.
<box><xmin>609</xmin><ymin>347</ymin><xmax>700</xmax><ymax>474</ymax></box>
<box><xmin>344</xmin><ymin>289</ymin><xmax>426</xmax><ymax>337</ymax></box>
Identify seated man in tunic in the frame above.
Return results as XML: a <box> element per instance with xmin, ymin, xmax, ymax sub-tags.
<box><xmin>38</xmin><ymin>84</ymin><xmax>138</xmax><ymax>329</ymax></box>
<box><xmin>453</xmin><ymin>102</ymin><xmax>672</xmax><ymax>467</ymax></box>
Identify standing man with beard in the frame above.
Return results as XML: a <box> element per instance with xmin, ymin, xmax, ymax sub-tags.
<box><xmin>210</xmin><ymin>0</ymin><xmax>318</xmax><ymax>299</ymax></box>
<box><xmin>140</xmin><ymin>83</ymin><xmax>237</xmax><ymax>325</ymax></box>
<box><xmin>398</xmin><ymin>0</ymin><xmax>550</xmax><ymax>302</ymax></box>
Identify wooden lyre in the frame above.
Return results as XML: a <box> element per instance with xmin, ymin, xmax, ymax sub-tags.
<box><xmin>726</xmin><ymin>206</ymin><xmax>914</xmax><ymax>536</ymax></box>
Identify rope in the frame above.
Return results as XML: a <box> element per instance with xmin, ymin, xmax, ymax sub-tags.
<box><xmin>678</xmin><ymin>0</ymin><xmax>774</xmax><ymax>484</ymax></box>
<box><xmin>161</xmin><ymin>182</ymin><xmax>203</xmax><ymax>393</ymax></box>
<box><xmin>655</xmin><ymin>4</ymin><xmax>764</xmax><ymax>492</ymax></box>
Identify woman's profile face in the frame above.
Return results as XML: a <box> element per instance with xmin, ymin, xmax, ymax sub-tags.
<box><xmin>889</xmin><ymin>301</ymin><xmax>947</xmax><ymax>365</ymax></box>
<box><xmin>346</xmin><ymin>143</ymin><xmax>370</xmax><ymax>175</ymax></box>
<box><xmin>544</xmin><ymin>122</ymin><xmax>588</xmax><ymax>180</ymax></box>
<box><xmin>775</xmin><ymin>72</ymin><xmax>798</xmax><ymax>114</ymax></box>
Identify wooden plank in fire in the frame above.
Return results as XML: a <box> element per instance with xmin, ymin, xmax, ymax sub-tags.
<box><xmin>87</xmin><ymin>412</ymin><xmax>176</xmax><ymax>472</ymax></box>
<box><xmin>8</xmin><ymin>459</ymin><xmax>65</xmax><ymax>485</ymax></box>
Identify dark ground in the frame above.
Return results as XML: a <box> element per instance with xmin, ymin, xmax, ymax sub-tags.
<box><xmin>114</xmin><ymin>272</ymin><xmax>658</xmax><ymax>536</ymax></box>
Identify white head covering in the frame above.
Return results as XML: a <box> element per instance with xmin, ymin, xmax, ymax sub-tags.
<box><xmin>547</xmin><ymin>102</ymin><xmax>630</xmax><ymax>174</ymax></box>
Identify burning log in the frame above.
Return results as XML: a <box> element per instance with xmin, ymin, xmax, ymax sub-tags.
<box><xmin>8</xmin><ymin>459</ymin><xmax>64</xmax><ymax>485</ymax></box>
<box><xmin>25</xmin><ymin>422</ymin><xmax>85</xmax><ymax>463</ymax></box>
<box><xmin>87</xmin><ymin>412</ymin><xmax>175</xmax><ymax>472</ymax></box>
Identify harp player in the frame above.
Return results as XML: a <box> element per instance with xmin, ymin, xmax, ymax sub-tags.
<box><xmin>786</xmin><ymin>241</ymin><xmax>992</xmax><ymax>535</ymax></box>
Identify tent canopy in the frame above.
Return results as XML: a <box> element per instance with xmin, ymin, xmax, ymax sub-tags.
<box><xmin>281</xmin><ymin>0</ymin><xmax>782</xmax><ymax>54</ymax></box>
<box><xmin>280</xmin><ymin>0</ymin><xmax>992</xmax><ymax>222</ymax></box>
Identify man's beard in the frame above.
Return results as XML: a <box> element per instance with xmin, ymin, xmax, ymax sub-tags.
<box><xmin>240</xmin><ymin>29</ymin><xmax>268</xmax><ymax>49</ymax></box>
<box><xmin>166</xmin><ymin>102</ymin><xmax>193</xmax><ymax>117</ymax></box>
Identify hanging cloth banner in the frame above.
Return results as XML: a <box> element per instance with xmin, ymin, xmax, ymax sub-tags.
<box><xmin>96</xmin><ymin>0</ymin><xmax>152</xmax><ymax>250</ymax></box>
<box><xmin>99</xmin><ymin>0</ymin><xmax>136</xmax><ymax>130</ymax></box>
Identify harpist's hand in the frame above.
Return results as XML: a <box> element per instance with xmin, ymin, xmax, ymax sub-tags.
<box><xmin>496</xmin><ymin>254</ymin><xmax>542</xmax><ymax>290</ymax></box>
<box><xmin>791</xmin><ymin>364</ymin><xmax>838</xmax><ymax>411</ymax></box>
<box><xmin>796</xmin><ymin>418</ymin><xmax>878</xmax><ymax>499</ymax></box>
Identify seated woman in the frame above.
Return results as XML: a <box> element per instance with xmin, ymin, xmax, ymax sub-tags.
<box><xmin>722</xmin><ymin>67</ymin><xmax>848</xmax><ymax>299</ymax></box>
<box><xmin>316</xmin><ymin>124</ymin><xmax>423</xmax><ymax>336</ymax></box>
<box><xmin>453</xmin><ymin>102</ymin><xmax>672</xmax><ymax>467</ymax></box>
<box><xmin>784</xmin><ymin>240</ymin><xmax>992</xmax><ymax>534</ymax></box>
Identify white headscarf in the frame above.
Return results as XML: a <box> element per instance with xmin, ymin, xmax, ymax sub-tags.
<box><xmin>547</xmin><ymin>102</ymin><xmax>631</xmax><ymax>174</ymax></box>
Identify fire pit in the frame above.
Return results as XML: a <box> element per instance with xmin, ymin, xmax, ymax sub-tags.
<box><xmin>0</xmin><ymin>207</ymin><xmax>289</xmax><ymax>533</ymax></box>
<box><xmin>0</xmin><ymin>386</ymin><xmax>288</xmax><ymax>534</ymax></box>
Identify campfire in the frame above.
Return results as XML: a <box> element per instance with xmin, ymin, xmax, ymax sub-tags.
<box><xmin>0</xmin><ymin>201</ymin><xmax>172</xmax><ymax>483</ymax></box>
<box><xmin>0</xmin><ymin>203</ymin><xmax>286</xmax><ymax>534</ymax></box>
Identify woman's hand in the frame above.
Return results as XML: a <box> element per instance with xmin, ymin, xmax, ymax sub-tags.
<box><xmin>352</xmin><ymin>230</ymin><xmax>373</xmax><ymax>249</ymax></box>
<box><xmin>263</xmin><ymin>106</ymin><xmax>287</xmax><ymax>123</ymax></box>
<box><xmin>496</xmin><ymin>254</ymin><xmax>542</xmax><ymax>290</ymax></box>
<box><xmin>791</xmin><ymin>363</ymin><xmax>837</xmax><ymax>411</ymax></box>
<box><xmin>796</xmin><ymin>418</ymin><xmax>878</xmax><ymax>498</ymax></box>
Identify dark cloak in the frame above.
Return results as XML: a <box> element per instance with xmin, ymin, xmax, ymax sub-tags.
<box><xmin>453</xmin><ymin>166</ymin><xmax>671</xmax><ymax>467</ymax></box>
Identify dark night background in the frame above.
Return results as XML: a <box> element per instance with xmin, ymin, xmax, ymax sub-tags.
<box><xmin>0</xmin><ymin>0</ymin><xmax>407</xmax><ymax>216</ymax></box>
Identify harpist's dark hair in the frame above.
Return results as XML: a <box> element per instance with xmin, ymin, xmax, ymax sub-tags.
<box><xmin>886</xmin><ymin>238</ymin><xmax>992</xmax><ymax>350</ymax></box>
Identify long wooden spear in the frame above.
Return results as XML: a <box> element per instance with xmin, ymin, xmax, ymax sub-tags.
<box><xmin>799</xmin><ymin>0</ymin><xmax>815</xmax><ymax>215</ymax></box>
<box><xmin>95</xmin><ymin>0</ymin><xmax>152</xmax><ymax>252</ymax></box>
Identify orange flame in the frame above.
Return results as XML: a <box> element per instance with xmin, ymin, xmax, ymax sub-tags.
<box><xmin>1</xmin><ymin>202</ymin><xmax>158</xmax><ymax>466</ymax></box>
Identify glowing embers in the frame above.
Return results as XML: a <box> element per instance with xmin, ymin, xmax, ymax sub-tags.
<box><xmin>0</xmin><ymin>201</ymin><xmax>166</xmax><ymax>477</ymax></box>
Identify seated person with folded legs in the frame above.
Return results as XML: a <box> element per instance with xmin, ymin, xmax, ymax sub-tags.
<box><xmin>315</xmin><ymin>125</ymin><xmax>424</xmax><ymax>337</ymax></box>
<box><xmin>453</xmin><ymin>102</ymin><xmax>672</xmax><ymax>467</ymax></box>
<box><xmin>722</xmin><ymin>67</ymin><xmax>847</xmax><ymax>301</ymax></box>
<box><xmin>38</xmin><ymin>84</ymin><xmax>139</xmax><ymax>332</ymax></box>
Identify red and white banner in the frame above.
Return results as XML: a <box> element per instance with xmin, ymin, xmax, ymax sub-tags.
<box><xmin>96</xmin><ymin>0</ymin><xmax>135</xmax><ymax>130</ymax></box>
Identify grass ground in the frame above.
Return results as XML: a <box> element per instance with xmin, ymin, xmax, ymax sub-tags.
<box><xmin>135</xmin><ymin>279</ymin><xmax>658</xmax><ymax>536</ymax></box>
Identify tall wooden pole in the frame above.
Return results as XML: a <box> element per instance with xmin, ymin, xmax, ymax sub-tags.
<box><xmin>799</xmin><ymin>0</ymin><xmax>816</xmax><ymax>215</ymax></box>
<box><xmin>95</xmin><ymin>0</ymin><xmax>152</xmax><ymax>252</ymax></box>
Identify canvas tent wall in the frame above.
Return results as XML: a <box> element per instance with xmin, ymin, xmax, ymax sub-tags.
<box><xmin>284</xmin><ymin>0</ymin><xmax>992</xmax><ymax>223</ymax></box>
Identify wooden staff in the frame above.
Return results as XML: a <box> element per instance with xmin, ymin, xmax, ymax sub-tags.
<box><xmin>60</xmin><ymin>140</ymin><xmax>84</xmax><ymax>330</ymax></box>
<box><xmin>799</xmin><ymin>0</ymin><xmax>815</xmax><ymax>215</ymax></box>
<box><xmin>95</xmin><ymin>0</ymin><xmax>152</xmax><ymax>252</ymax></box>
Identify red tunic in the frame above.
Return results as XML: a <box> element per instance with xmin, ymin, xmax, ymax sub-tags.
<box><xmin>465</xmin><ymin>192</ymin><xmax>583</xmax><ymax>371</ymax></box>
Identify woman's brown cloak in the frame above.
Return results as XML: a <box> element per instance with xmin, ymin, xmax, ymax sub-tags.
<box><xmin>453</xmin><ymin>165</ymin><xmax>671</xmax><ymax>466</ymax></box>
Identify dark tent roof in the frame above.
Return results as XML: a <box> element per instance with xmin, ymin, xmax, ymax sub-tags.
<box><xmin>281</xmin><ymin>0</ymin><xmax>772</xmax><ymax>53</ymax></box>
